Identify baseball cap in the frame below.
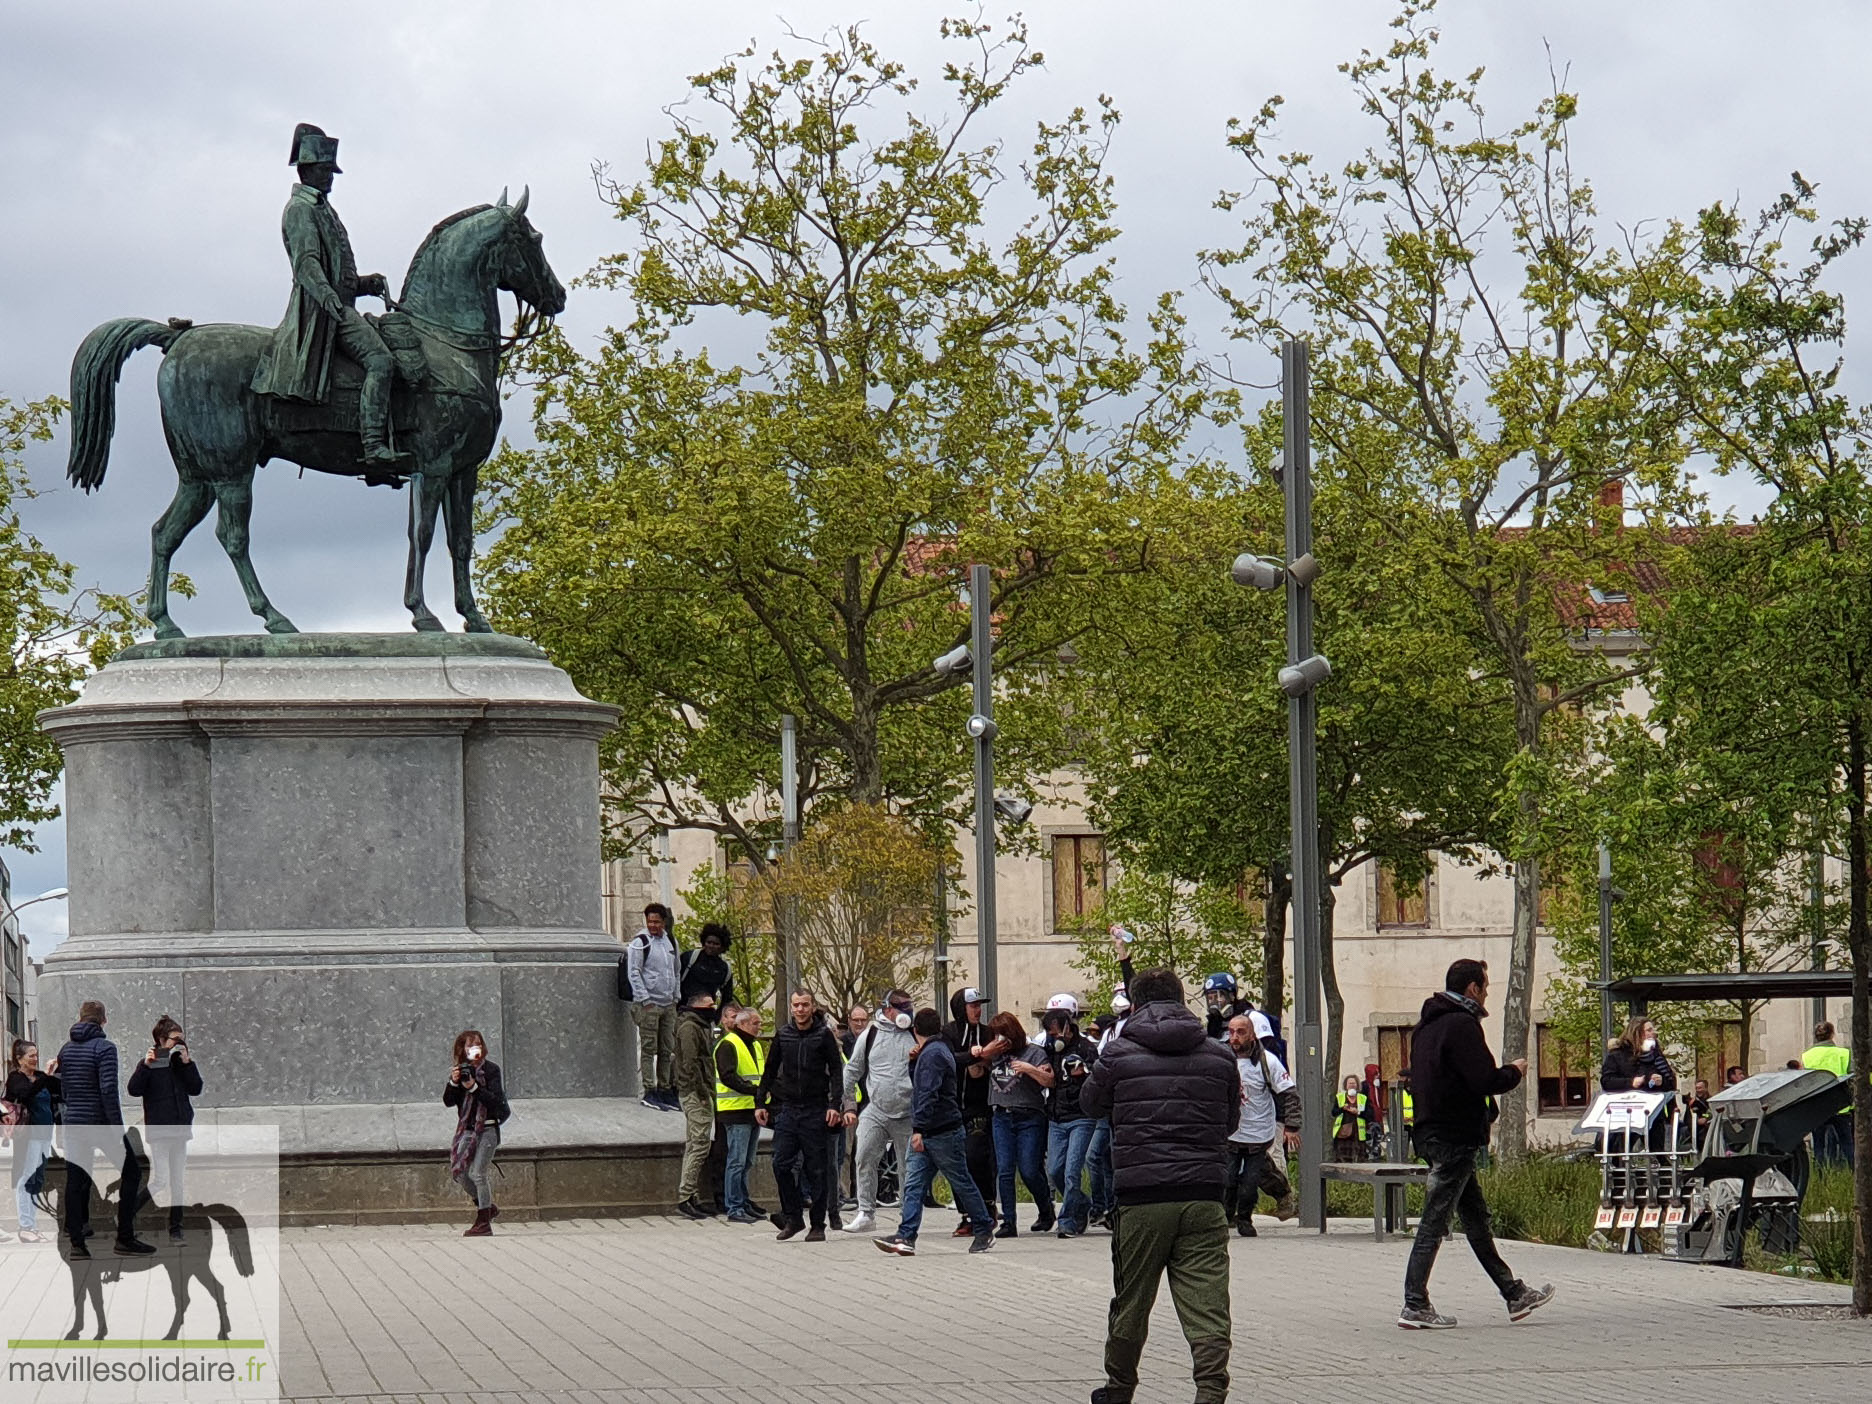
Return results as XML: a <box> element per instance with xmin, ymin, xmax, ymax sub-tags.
<box><xmin>961</xmin><ymin>988</ymin><xmax>986</xmax><ymax>1004</ymax></box>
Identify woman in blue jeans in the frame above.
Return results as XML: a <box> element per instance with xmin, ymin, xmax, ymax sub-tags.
<box><xmin>985</xmin><ymin>1011</ymin><xmax>1055</xmax><ymax>1237</ymax></box>
<box><xmin>6</xmin><ymin>1039</ymin><xmax>59</xmax><ymax>1242</ymax></box>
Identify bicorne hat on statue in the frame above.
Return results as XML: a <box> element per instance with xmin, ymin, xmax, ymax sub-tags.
<box><xmin>289</xmin><ymin>123</ymin><xmax>342</xmax><ymax>171</ymax></box>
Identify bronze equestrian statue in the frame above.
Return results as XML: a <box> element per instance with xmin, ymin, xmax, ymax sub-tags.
<box><xmin>65</xmin><ymin>124</ymin><xmax>566</xmax><ymax>637</ymax></box>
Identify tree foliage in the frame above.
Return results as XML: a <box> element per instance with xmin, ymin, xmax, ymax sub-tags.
<box><xmin>1207</xmin><ymin>0</ymin><xmax>1702</xmax><ymax>1154</ymax></box>
<box><xmin>1</xmin><ymin>397</ymin><xmax>138</xmax><ymax>849</ymax></box>
<box><xmin>480</xmin><ymin>17</ymin><xmax>1210</xmax><ymax>869</ymax></box>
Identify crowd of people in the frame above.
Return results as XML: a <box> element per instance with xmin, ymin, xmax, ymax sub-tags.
<box><xmin>1</xmin><ymin>999</ymin><xmax>202</xmax><ymax>1254</ymax></box>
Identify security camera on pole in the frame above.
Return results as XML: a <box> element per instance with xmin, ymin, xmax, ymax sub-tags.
<box><xmin>1230</xmin><ymin>339</ymin><xmax>1331</xmax><ymax>1229</ymax></box>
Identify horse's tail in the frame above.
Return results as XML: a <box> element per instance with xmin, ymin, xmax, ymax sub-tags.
<box><xmin>198</xmin><ymin>1203</ymin><xmax>255</xmax><ymax>1278</ymax></box>
<box><xmin>67</xmin><ymin>317</ymin><xmax>188</xmax><ymax>493</ymax></box>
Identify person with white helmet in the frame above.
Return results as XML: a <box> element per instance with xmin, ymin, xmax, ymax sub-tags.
<box><xmin>1039</xmin><ymin>994</ymin><xmax>1102</xmax><ymax>1237</ymax></box>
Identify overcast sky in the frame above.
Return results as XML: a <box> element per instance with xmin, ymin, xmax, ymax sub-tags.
<box><xmin>5</xmin><ymin>0</ymin><xmax>1870</xmax><ymax>949</ymax></box>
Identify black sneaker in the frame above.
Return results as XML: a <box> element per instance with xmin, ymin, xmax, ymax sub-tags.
<box><xmin>1032</xmin><ymin>1213</ymin><xmax>1056</xmax><ymax>1233</ymax></box>
<box><xmin>113</xmin><ymin>1237</ymin><xmax>157</xmax><ymax>1257</ymax></box>
<box><xmin>1397</xmin><ymin>1304</ymin><xmax>1457</xmax><ymax>1329</ymax></box>
<box><xmin>677</xmin><ymin>1199</ymin><xmax>707</xmax><ymax>1221</ymax></box>
<box><xmin>68</xmin><ymin>1240</ymin><xmax>91</xmax><ymax>1260</ymax></box>
<box><xmin>803</xmin><ymin>1226</ymin><xmax>827</xmax><ymax>1243</ymax></box>
<box><xmin>1506</xmin><ymin>1282</ymin><xmax>1555</xmax><ymax>1322</ymax></box>
<box><xmin>1236</xmin><ymin>1220</ymin><xmax>1257</xmax><ymax>1237</ymax></box>
<box><xmin>775</xmin><ymin>1218</ymin><xmax>805</xmax><ymax>1241</ymax></box>
<box><xmin>746</xmin><ymin>1201</ymin><xmax>770</xmax><ymax>1217</ymax></box>
<box><xmin>874</xmin><ymin>1234</ymin><xmax>916</xmax><ymax>1257</ymax></box>
<box><xmin>994</xmin><ymin>1223</ymin><xmax>1018</xmax><ymax>1239</ymax></box>
<box><xmin>969</xmin><ymin>1231</ymin><xmax>995</xmax><ymax>1253</ymax></box>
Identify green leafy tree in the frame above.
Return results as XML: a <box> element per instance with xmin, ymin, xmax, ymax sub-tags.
<box><xmin>480</xmin><ymin>18</ymin><xmax>1208</xmax><ymax>875</ymax></box>
<box><xmin>1068</xmin><ymin>867</ymin><xmax>1266</xmax><ymax>1019</ymax></box>
<box><xmin>1626</xmin><ymin>178</ymin><xmax>1872</xmax><ymax>1310</ymax></box>
<box><xmin>1206</xmin><ymin>1</ymin><xmax>1703</xmax><ymax>1155</ymax></box>
<box><xmin>1070</xmin><ymin>458</ymin><xmax>1515</xmax><ymax>1093</ymax></box>
<box><xmin>2</xmin><ymin>397</ymin><xmax>138</xmax><ymax>848</ymax></box>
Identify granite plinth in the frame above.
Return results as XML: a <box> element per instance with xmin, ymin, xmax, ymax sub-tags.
<box><xmin>36</xmin><ymin>636</ymin><xmax>632</xmax><ymax>1114</ymax></box>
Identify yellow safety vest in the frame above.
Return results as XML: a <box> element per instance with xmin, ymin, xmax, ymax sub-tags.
<box><xmin>1400</xmin><ymin>1089</ymin><xmax>1414</xmax><ymax>1125</ymax></box>
<box><xmin>1803</xmin><ymin>1044</ymin><xmax>1852</xmax><ymax>1112</ymax></box>
<box><xmin>715</xmin><ymin>1031</ymin><xmax>767</xmax><ymax>1113</ymax></box>
<box><xmin>1334</xmin><ymin>1091</ymin><xmax>1369</xmax><ymax>1140</ymax></box>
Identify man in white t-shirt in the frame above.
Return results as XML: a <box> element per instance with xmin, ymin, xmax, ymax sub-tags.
<box><xmin>1225</xmin><ymin>1012</ymin><xmax>1301</xmax><ymax>1236</ymax></box>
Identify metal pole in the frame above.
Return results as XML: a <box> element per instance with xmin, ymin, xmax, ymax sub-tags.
<box><xmin>1598</xmin><ymin>841</ymin><xmax>1615</xmax><ymax>1049</ymax></box>
<box><xmin>971</xmin><ymin>562</ymin><xmax>998</xmax><ymax>1013</ymax></box>
<box><xmin>933</xmin><ymin>854</ymin><xmax>950</xmax><ymax>1014</ymax></box>
<box><xmin>1283</xmin><ymin>340</ymin><xmax>1327</xmax><ymax>1230</ymax></box>
<box><xmin>780</xmin><ymin>715</ymin><xmax>801</xmax><ymax>1010</ymax></box>
<box><xmin>1811</xmin><ymin>836</ymin><xmax>1827</xmax><ymax>1029</ymax></box>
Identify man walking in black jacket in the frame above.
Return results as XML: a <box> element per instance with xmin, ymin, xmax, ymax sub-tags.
<box><xmin>1080</xmin><ymin>969</ymin><xmax>1240</xmax><ymax>1404</ymax></box>
<box><xmin>756</xmin><ymin>988</ymin><xmax>844</xmax><ymax>1242</ymax></box>
<box><xmin>1399</xmin><ymin>959</ymin><xmax>1554</xmax><ymax>1329</ymax></box>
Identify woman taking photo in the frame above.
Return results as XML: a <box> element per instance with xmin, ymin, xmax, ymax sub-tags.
<box><xmin>985</xmin><ymin>1011</ymin><xmax>1055</xmax><ymax>1237</ymax></box>
<box><xmin>444</xmin><ymin>1030</ymin><xmax>510</xmax><ymax>1236</ymax></box>
<box><xmin>126</xmin><ymin>1015</ymin><xmax>202</xmax><ymax>1242</ymax></box>
<box><xmin>5</xmin><ymin>1039</ymin><xmax>59</xmax><ymax>1242</ymax></box>
<box><xmin>1601</xmin><ymin>1017</ymin><xmax>1676</xmax><ymax>1152</ymax></box>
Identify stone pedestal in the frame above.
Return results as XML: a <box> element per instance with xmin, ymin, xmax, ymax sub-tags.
<box><xmin>37</xmin><ymin>634</ymin><xmax>635</xmax><ymax>1131</ymax></box>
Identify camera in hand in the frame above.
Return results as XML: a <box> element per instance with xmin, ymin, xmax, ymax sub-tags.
<box><xmin>457</xmin><ymin>1062</ymin><xmax>476</xmax><ymax>1085</ymax></box>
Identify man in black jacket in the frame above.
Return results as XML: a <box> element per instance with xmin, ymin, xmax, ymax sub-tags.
<box><xmin>1080</xmin><ymin>969</ymin><xmax>1240</xmax><ymax>1404</ymax></box>
<box><xmin>755</xmin><ymin>988</ymin><xmax>843</xmax><ymax>1242</ymax></box>
<box><xmin>56</xmin><ymin>1000</ymin><xmax>154</xmax><ymax>1258</ymax></box>
<box><xmin>941</xmin><ymin>987</ymin><xmax>1001</xmax><ymax>1234</ymax></box>
<box><xmin>1399</xmin><ymin>959</ymin><xmax>1554</xmax><ymax>1330</ymax></box>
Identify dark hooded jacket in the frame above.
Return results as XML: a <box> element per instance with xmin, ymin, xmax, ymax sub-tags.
<box><xmin>756</xmin><ymin>1010</ymin><xmax>843</xmax><ymax>1111</ymax></box>
<box><xmin>1081</xmin><ymin>1001</ymin><xmax>1240</xmax><ymax>1206</ymax></box>
<box><xmin>942</xmin><ymin>989</ymin><xmax>994</xmax><ymax>1114</ymax></box>
<box><xmin>54</xmin><ymin>1022</ymin><xmax>122</xmax><ymax>1126</ymax></box>
<box><xmin>1409</xmin><ymin>992</ymin><xmax>1522</xmax><ymax>1146</ymax></box>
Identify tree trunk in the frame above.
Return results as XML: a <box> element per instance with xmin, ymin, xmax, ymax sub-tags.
<box><xmin>1490</xmin><ymin>782</ymin><xmax>1535</xmax><ymax>1168</ymax></box>
<box><xmin>1845</xmin><ymin>716</ymin><xmax>1870</xmax><ymax>1316</ymax></box>
<box><xmin>1321</xmin><ymin>874</ymin><xmax>1344</xmax><ymax>1102</ymax></box>
<box><xmin>1264</xmin><ymin>865</ymin><xmax>1292</xmax><ymax>1021</ymax></box>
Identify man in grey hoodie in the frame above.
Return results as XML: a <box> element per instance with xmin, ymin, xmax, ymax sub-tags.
<box><xmin>841</xmin><ymin>988</ymin><xmax>917</xmax><ymax>1236</ymax></box>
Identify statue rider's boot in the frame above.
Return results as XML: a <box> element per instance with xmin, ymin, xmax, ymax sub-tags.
<box><xmin>358</xmin><ymin>369</ymin><xmax>405</xmax><ymax>467</ymax></box>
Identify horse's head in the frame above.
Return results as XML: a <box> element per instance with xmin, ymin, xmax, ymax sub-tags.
<box><xmin>493</xmin><ymin>186</ymin><xmax>567</xmax><ymax>318</ymax></box>
<box><xmin>399</xmin><ymin>191</ymin><xmax>565</xmax><ymax>347</ymax></box>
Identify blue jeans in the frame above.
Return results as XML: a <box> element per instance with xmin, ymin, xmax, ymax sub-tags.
<box><xmin>723</xmin><ymin>1119</ymin><xmax>756</xmax><ymax>1217</ymax></box>
<box><xmin>13</xmin><ymin>1134</ymin><xmax>52</xmax><ymax>1231</ymax></box>
<box><xmin>1046</xmin><ymin>1117</ymin><xmax>1095</xmax><ymax>1230</ymax></box>
<box><xmin>897</xmin><ymin>1127</ymin><xmax>992</xmax><ymax>1244</ymax></box>
<box><xmin>1087</xmin><ymin>1117</ymin><xmax>1114</xmax><ymax>1218</ymax></box>
<box><xmin>991</xmin><ymin>1107</ymin><xmax>1053</xmax><ymax>1228</ymax></box>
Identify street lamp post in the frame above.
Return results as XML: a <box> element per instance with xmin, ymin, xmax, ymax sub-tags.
<box><xmin>1231</xmin><ymin>340</ymin><xmax>1330</xmax><ymax>1228</ymax></box>
<box><xmin>1598</xmin><ymin>842</ymin><xmax>1616</xmax><ymax>1048</ymax></box>
<box><xmin>1</xmin><ymin>886</ymin><xmax>66</xmax><ymax>1046</ymax></box>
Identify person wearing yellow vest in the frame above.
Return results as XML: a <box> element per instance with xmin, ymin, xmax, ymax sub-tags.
<box><xmin>715</xmin><ymin>1006</ymin><xmax>769</xmax><ymax>1223</ymax></box>
<box><xmin>1333</xmin><ymin>1074</ymin><xmax>1371</xmax><ymax>1162</ymax></box>
<box><xmin>1802</xmin><ymin>1021</ymin><xmax>1854</xmax><ymax>1169</ymax></box>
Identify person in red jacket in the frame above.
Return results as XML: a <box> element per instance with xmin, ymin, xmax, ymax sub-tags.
<box><xmin>1398</xmin><ymin>959</ymin><xmax>1554</xmax><ymax>1330</ymax></box>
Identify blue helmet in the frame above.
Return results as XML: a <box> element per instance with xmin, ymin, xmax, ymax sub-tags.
<box><xmin>1202</xmin><ymin>972</ymin><xmax>1236</xmax><ymax>995</ymax></box>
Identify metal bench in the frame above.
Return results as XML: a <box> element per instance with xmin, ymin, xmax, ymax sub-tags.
<box><xmin>1318</xmin><ymin>1161</ymin><xmax>1429</xmax><ymax>1242</ymax></box>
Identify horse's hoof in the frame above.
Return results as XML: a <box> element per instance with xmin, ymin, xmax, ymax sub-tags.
<box><xmin>264</xmin><ymin>615</ymin><xmax>299</xmax><ymax>635</ymax></box>
<box><xmin>152</xmin><ymin>621</ymin><xmax>185</xmax><ymax>641</ymax></box>
<box><xmin>462</xmin><ymin>614</ymin><xmax>494</xmax><ymax>634</ymax></box>
<box><xmin>411</xmin><ymin>613</ymin><xmax>446</xmax><ymax>633</ymax></box>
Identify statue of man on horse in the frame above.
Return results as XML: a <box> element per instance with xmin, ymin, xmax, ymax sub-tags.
<box><xmin>250</xmin><ymin>122</ymin><xmax>404</xmax><ymax>475</ymax></box>
<box><xmin>65</xmin><ymin>124</ymin><xmax>566</xmax><ymax>638</ymax></box>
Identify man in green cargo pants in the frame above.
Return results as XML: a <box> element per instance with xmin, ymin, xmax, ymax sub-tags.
<box><xmin>1080</xmin><ymin>968</ymin><xmax>1242</xmax><ymax>1404</ymax></box>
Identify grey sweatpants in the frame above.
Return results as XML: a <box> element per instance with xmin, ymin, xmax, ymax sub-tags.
<box><xmin>854</xmin><ymin>1110</ymin><xmax>912</xmax><ymax>1215</ymax></box>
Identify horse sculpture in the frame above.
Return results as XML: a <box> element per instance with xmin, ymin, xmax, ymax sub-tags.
<box><xmin>65</xmin><ymin>189</ymin><xmax>564</xmax><ymax>637</ymax></box>
<box><xmin>33</xmin><ymin>1172</ymin><xmax>256</xmax><ymax>1342</ymax></box>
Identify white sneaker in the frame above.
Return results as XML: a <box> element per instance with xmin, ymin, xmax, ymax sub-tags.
<box><xmin>842</xmin><ymin>1212</ymin><xmax>877</xmax><ymax>1234</ymax></box>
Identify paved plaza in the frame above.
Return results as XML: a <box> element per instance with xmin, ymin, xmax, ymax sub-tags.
<box><xmin>277</xmin><ymin>1212</ymin><xmax>1869</xmax><ymax>1403</ymax></box>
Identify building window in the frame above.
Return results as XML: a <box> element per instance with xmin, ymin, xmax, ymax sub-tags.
<box><xmin>1377</xmin><ymin>1025</ymin><xmax>1414</xmax><ymax>1084</ymax></box>
<box><xmin>1375</xmin><ymin>863</ymin><xmax>1429</xmax><ymax>927</ymax></box>
<box><xmin>1052</xmin><ymin>834</ymin><xmax>1107</xmax><ymax>926</ymax></box>
<box><xmin>1233</xmin><ymin>869</ymin><xmax>1267</xmax><ymax>929</ymax></box>
<box><xmin>1535</xmin><ymin>1025</ymin><xmax>1591</xmax><ymax>1112</ymax></box>
<box><xmin>1696</xmin><ymin>1020</ymin><xmax>1744</xmax><ymax>1088</ymax></box>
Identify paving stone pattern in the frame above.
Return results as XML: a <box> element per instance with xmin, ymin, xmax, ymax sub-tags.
<box><xmin>279</xmin><ymin>1214</ymin><xmax>1870</xmax><ymax>1402</ymax></box>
